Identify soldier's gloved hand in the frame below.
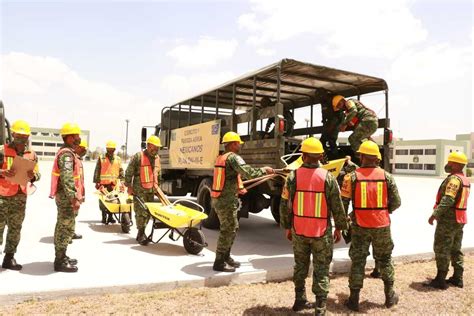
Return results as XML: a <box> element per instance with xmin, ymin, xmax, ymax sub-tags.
<box><xmin>339</xmin><ymin>125</ymin><xmax>347</xmax><ymax>132</ymax></box>
<box><xmin>27</xmin><ymin>170</ymin><xmax>35</xmax><ymax>180</ymax></box>
<box><xmin>428</xmin><ymin>215</ymin><xmax>436</xmax><ymax>225</ymax></box>
<box><xmin>71</xmin><ymin>198</ymin><xmax>81</xmax><ymax>212</ymax></box>
<box><xmin>286</xmin><ymin>229</ymin><xmax>292</xmax><ymax>241</ymax></box>
<box><xmin>333</xmin><ymin>229</ymin><xmax>342</xmax><ymax>243</ymax></box>
<box><xmin>263</xmin><ymin>167</ymin><xmax>275</xmax><ymax>175</ymax></box>
<box><xmin>95</xmin><ymin>183</ymin><xmax>101</xmax><ymax>190</ymax></box>
<box><xmin>2</xmin><ymin>168</ymin><xmax>16</xmax><ymax>177</ymax></box>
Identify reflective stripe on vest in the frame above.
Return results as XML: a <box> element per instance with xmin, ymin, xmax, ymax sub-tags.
<box><xmin>0</xmin><ymin>146</ymin><xmax>36</xmax><ymax>196</ymax></box>
<box><xmin>353</xmin><ymin>167</ymin><xmax>390</xmax><ymax>228</ymax></box>
<box><xmin>99</xmin><ymin>155</ymin><xmax>121</xmax><ymax>185</ymax></box>
<box><xmin>434</xmin><ymin>173</ymin><xmax>470</xmax><ymax>224</ymax></box>
<box><xmin>292</xmin><ymin>167</ymin><xmax>328</xmax><ymax>238</ymax></box>
<box><xmin>49</xmin><ymin>147</ymin><xmax>84</xmax><ymax>201</ymax></box>
<box><xmin>139</xmin><ymin>152</ymin><xmax>160</xmax><ymax>189</ymax></box>
<box><xmin>211</xmin><ymin>152</ymin><xmax>247</xmax><ymax>198</ymax></box>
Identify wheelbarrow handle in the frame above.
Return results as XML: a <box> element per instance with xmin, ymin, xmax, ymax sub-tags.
<box><xmin>134</xmin><ymin>195</ymin><xmax>148</xmax><ymax>211</ymax></box>
<box><xmin>171</xmin><ymin>199</ymin><xmax>205</xmax><ymax>213</ymax></box>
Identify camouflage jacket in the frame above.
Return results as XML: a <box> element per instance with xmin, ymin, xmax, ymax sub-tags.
<box><xmin>125</xmin><ymin>150</ymin><xmax>160</xmax><ymax>195</ymax></box>
<box><xmin>56</xmin><ymin>145</ymin><xmax>78</xmax><ymax>200</ymax></box>
<box><xmin>432</xmin><ymin>174</ymin><xmax>466</xmax><ymax>224</ymax></box>
<box><xmin>341</xmin><ymin>167</ymin><xmax>401</xmax><ymax>225</ymax></box>
<box><xmin>337</xmin><ymin>160</ymin><xmax>359</xmax><ymax>187</ymax></box>
<box><xmin>279</xmin><ymin>162</ymin><xmax>349</xmax><ymax>231</ymax></box>
<box><xmin>343</xmin><ymin>99</ymin><xmax>377</xmax><ymax>126</ymax></box>
<box><xmin>93</xmin><ymin>153</ymin><xmax>125</xmax><ymax>183</ymax></box>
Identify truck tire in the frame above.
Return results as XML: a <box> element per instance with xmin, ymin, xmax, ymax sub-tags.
<box><xmin>197</xmin><ymin>178</ymin><xmax>220</xmax><ymax>229</ymax></box>
<box><xmin>270</xmin><ymin>195</ymin><xmax>281</xmax><ymax>224</ymax></box>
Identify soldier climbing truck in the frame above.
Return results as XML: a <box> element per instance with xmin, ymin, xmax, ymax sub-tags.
<box><xmin>142</xmin><ymin>59</ymin><xmax>393</xmax><ymax>229</ymax></box>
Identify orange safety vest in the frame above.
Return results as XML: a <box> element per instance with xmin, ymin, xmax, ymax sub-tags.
<box><xmin>292</xmin><ymin>167</ymin><xmax>329</xmax><ymax>238</ymax></box>
<box><xmin>78</xmin><ymin>158</ymin><xmax>85</xmax><ymax>199</ymax></box>
<box><xmin>353</xmin><ymin>167</ymin><xmax>390</xmax><ymax>228</ymax></box>
<box><xmin>49</xmin><ymin>147</ymin><xmax>84</xmax><ymax>201</ymax></box>
<box><xmin>139</xmin><ymin>152</ymin><xmax>160</xmax><ymax>189</ymax></box>
<box><xmin>99</xmin><ymin>155</ymin><xmax>121</xmax><ymax>185</ymax></box>
<box><xmin>0</xmin><ymin>146</ymin><xmax>37</xmax><ymax>196</ymax></box>
<box><xmin>211</xmin><ymin>152</ymin><xmax>247</xmax><ymax>198</ymax></box>
<box><xmin>434</xmin><ymin>173</ymin><xmax>470</xmax><ymax>224</ymax></box>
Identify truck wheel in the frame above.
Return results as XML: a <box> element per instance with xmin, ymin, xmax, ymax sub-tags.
<box><xmin>183</xmin><ymin>228</ymin><xmax>206</xmax><ymax>255</ymax></box>
<box><xmin>121</xmin><ymin>213</ymin><xmax>131</xmax><ymax>233</ymax></box>
<box><xmin>197</xmin><ymin>178</ymin><xmax>220</xmax><ymax>229</ymax></box>
<box><xmin>270</xmin><ymin>195</ymin><xmax>281</xmax><ymax>224</ymax></box>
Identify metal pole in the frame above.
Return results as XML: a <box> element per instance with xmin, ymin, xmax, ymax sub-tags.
<box><xmin>125</xmin><ymin>119</ymin><xmax>129</xmax><ymax>162</ymax></box>
<box><xmin>251</xmin><ymin>76</ymin><xmax>257</xmax><ymax>140</ymax></box>
<box><xmin>215</xmin><ymin>90</ymin><xmax>219</xmax><ymax>120</ymax></box>
<box><xmin>231</xmin><ymin>84</ymin><xmax>236</xmax><ymax>131</ymax></box>
<box><xmin>200</xmin><ymin>96</ymin><xmax>204</xmax><ymax>123</ymax></box>
<box><xmin>188</xmin><ymin>100</ymin><xmax>192</xmax><ymax>126</ymax></box>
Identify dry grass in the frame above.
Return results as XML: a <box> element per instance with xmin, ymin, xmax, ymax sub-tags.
<box><xmin>1</xmin><ymin>254</ymin><xmax>473</xmax><ymax>315</ymax></box>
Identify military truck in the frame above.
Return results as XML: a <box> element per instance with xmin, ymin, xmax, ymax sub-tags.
<box><xmin>142</xmin><ymin>59</ymin><xmax>392</xmax><ymax>228</ymax></box>
<box><xmin>0</xmin><ymin>101</ymin><xmax>12</xmax><ymax>146</ymax></box>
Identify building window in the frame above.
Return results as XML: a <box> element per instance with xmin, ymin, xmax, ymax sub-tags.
<box><xmin>395</xmin><ymin>149</ymin><xmax>408</xmax><ymax>155</ymax></box>
<box><xmin>53</xmin><ymin>133</ymin><xmax>60</xmax><ymax>137</ymax></box>
<box><xmin>44</xmin><ymin>142</ymin><xmax>57</xmax><ymax>147</ymax></box>
<box><xmin>44</xmin><ymin>152</ymin><xmax>56</xmax><ymax>156</ymax></box>
<box><xmin>409</xmin><ymin>163</ymin><xmax>423</xmax><ymax>170</ymax></box>
<box><xmin>424</xmin><ymin>149</ymin><xmax>436</xmax><ymax>155</ymax></box>
<box><xmin>56</xmin><ymin>143</ymin><xmax>62</xmax><ymax>147</ymax></box>
<box><xmin>36</xmin><ymin>152</ymin><xmax>44</xmax><ymax>156</ymax></box>
<box><xmin>31</xmin><ymin>141</ymin><xmax>43</xmax><ymax>146</ymax></box>
<box><xmin>395</xmin><ymin>163</ymin><xmax>408</xmax><ymax>169</ymax></box>
<box><xmin>424</xmin><ymin>164</ymin><xmax>436</xmax><ymax>170</ymax></box>
<box><xmin>467</xmin><ymin>163</ymin><xmax>474</xmax><ymax>168</ymax></box>
<box><xmin>410</xmin><ymin>149</ymin><xmax>424</xmax><ymax>155</ymax></box>
<box><xmin>31</xmin><ymin>132</ymin><xmax>38</xmax><ymax>136</ymax></box>
<box><xmin>41</xmin><ymin>132</ymin><xmax>50</xmax><ymax>136</ymax></box>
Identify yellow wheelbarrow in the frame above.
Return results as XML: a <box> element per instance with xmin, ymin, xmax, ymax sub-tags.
<box><xmin>135</xmin><ymin>196</ymin><xmax>208</xmax><ymax>255</ymax></box>
<box><xmin>280</xmin><ymin>153</ymin><xmax>346</xmax><ymax>177</ymax></box>
<box><xmin>97</xmin><ymin>189</ymin><xmax>134</xmax><ymax>233</ymax></box>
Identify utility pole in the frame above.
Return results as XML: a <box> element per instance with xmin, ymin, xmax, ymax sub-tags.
<box><xmin>125</xmin><ymin>119</ymin><xmax>129</xmax><ymax>162</ymax></box>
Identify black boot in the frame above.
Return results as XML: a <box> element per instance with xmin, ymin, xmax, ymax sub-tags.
<box><xmin>101</xmin><ymin>211</ymin><xmax>107</xmax><ymax>224</ymax></box>
<box><xmin>107</xmin><ymin>214</ymin><xmax>116</xmax><ymax>224</ymax></box>
<box><xmin>370</xmin><ymin>267</ymin><xmax>381</xmax><ymax>278</ymax></box>
<box><xmin>136</xmin><ymin>228</ymin><xmax>149</xmax><ymax>246</ymax></box>
<box><xmin>345</xmin><ymin>289</ymin><xmax>360</xmax><ymax>312</ymax></box>
<box><xmin>213</xmin><ymin>253</ymin><xmax>235</xmax><ymax>272</ymax></box>
<box><xmin>292</xmin><ymin>299</ymin><xmax>314</xmax><ymax>312</ymax></box>
<box><xmin>65</xmin><ymin>255</ymin><xmax>78</xmax><ymax>265</ymax></box>
<box><xmin>224</xmin><ymin>251</ymin><xmax>241</xmax><ymax>268</ymax></box>
<box><xmin>447</xmin><ymin>269</ymin><xmax>463</xmax><ymax>288</ymax></box>
<box><xmin>423</xmin><ymin>270</ymin><xmax>448</xmax><ymax>289</ymax></box>
<box><xmin>315</xmin><ymin>296</ymin><xmax>327</xmax><ymax>316</ymax></box>
<box><xmin>72</xmin><ymin>233</ymin><xmax>82</xmax><ymax>240</ymax></box>
<box><xmin>384</xmin><ymin>281</ymin><xmax>399</xmax><ymax>308</ymax></box>
<box><xmin>54</xmin><ymin>252</ymin><xmax>78</xmax><ymax>273</ymax></box>
<box><xmin>2</xmin><ymin>253</ymin><xmax>22</xmax><ymax>271</ymax></box>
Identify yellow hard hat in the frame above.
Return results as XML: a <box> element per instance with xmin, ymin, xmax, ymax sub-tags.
<box><xmin>79</xmin><ymin>139</ymin><xmax>88</xmax><ymax>149</ymax></box>
<box><xmin>301</xmin><ymin>137</ymin><xmax>324</xmax><ymax>154</ymax></box>
<box><xmin>357</xmin><ymin>140</ymin><xmax>380</xmax><ymax>157</ymax></box>
<box><xmin>332</xmin><ymin>95</ymin><xmax>345</xmax><ymax>111</ymax></box>
<box><xmin>106</xmin><ymin>140</ymin><xmax>116</xmax><ymax>149</ymax></box>
<box><xmin>60</xmin><ymin>123</ymin><xmax>81</xmax><ymax>136</ymax></box>
<box><xmin>376</xmin><ymin>152</ymin><xmax>382</xmax><ymax>160</ymax></box>
<box><xmin>222</xmin><ymin>131</ymin><xmax>244</xmax><ymax>144</ymax></box>
<box><xmin>10</xmin><ymin>120</ymin><xmax>31</xmax><ymax>136</ymax></box>
<box><xmin>447</xmin><ymin>151</ymin><xmax>467</xmax><ymax>165</ymax></box>
<box><xmin>147</xmin><ymin>135</ymin><xmax>162</xmax><ymax>147</ymax></box>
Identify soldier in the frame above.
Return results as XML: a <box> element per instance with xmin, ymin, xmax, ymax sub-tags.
<box><xmin>0</xmin><ymin>120</ymin><xmax>40</xmax><ymax>270</ymax></box>
<box><xmin>319</xmin><ymin>89</ymin><xmax>344</xmax><ymax>158</ymax></box>
<box><xmin>70</xmin><ymin>139</ymin><xmax>88</xmax><ymax>241</ymax></box>
<box><xmin>94</xmin><ymin>140</ymin><xmax>125</xmax><ymax>224</ymax></box>
<box><xmin>280</xmin><ymin>137</ymin><xmax>348</xmax><ymax>315</ymax></box>
<box><xmin>332</xmin><ymin>95</ymin><xmax>378</xmax><ymax>153</ymax></box>
<box><xmin>261</xmin><ymin>97</ymin><xmax>295</xmax><ymax>138</ymax></box>
<box><xmin>125</xmin><ymin>135</ymin><xmax>161</xmax><ymax>245</ymax></box>
<box><xmin>49</xmin><ymin>123</ymin><xmax>84</xmax><ymax>273</ymax></box>
<box><xmin>341</xmin><ymin>140</ymin><xmax>401</xmax><ymax>311</ymax></box>
<box><xmin>211</xmin><ymin>131</ymin><xmax>274</xmax><ymax>272</ymax></box>
<box><xmin>425</xmin><ymin>152</ymin><xmax>470</xmax><ymax>289</ymax></box>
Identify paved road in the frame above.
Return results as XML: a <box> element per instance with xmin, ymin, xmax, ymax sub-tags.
<box><xmin>0</xmin><ymin>161</ymin><xmax>472</xmax><ymax>301</ymax></box>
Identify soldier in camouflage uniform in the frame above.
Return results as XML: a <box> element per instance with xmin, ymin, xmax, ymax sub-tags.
<box><xmin>125</xmin><ymin>135</ymin><xmax>161</xmax><ymax>245</ymax></box>
<box><xmin>341</xmin><ymin>141</ymin><xmax>401</xmax><ymax>311</ymax></box>
<box><xmin>319</xmin><ymin>89</ymin><xmax>344</xmax><ymax>158</ymax></box>
<box><xmin>425</xmin><ymin>152</ymin><xmax>470</xmax><ymax>289</ymax></box>
<box><xmin>70</xmin><ymin>139</ymin><xmax>88</xmax><ymax>241</ymax></box>
<box><xmin>50</xmin><ymin>123</ymin><xmax>84</xmax><ymax>273</ymax></box>
<box><xmin>280</xmin><ymin>137</ymin><xmax>348</xmax><ymax>315</ymax></box>
<box><xmin>332</xmin><ymin>95</ymin><xmax>378</xmax><ymax>153</ymax></box>
<box><xmin>0</xmin><ymin>120</ymin><xmax>40</xmax><ymax>270</ymax></box>
<box><xmin>211</xmin><ymin>131</ymin><xmax>273</xmax><ymax>272</ymax></box>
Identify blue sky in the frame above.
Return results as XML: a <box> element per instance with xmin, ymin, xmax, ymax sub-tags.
<box><xmin>1</xmin><ymin>0</ymin><xmax>472</xmax><ymax>151</ymax></box>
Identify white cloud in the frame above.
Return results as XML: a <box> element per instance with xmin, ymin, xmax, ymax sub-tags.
<box><xmin>239</xmin><ymin>0</ymin><xmax>427</xmax><ymax>59</ymax></box>
<box><xmin>256</xmin><ymin>47</ymin><xmax>275</xmax><ymax>56</ymax></box>
<box><xmin>166</xmin><ymin>37</ymin><xmax>238</xmax><ymax>69</ymax></box>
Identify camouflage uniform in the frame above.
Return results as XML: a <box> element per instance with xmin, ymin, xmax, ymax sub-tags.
<box><xmin>53</xmin><ymin>145</ymin><xmax>80</xmax><ymax>259</ymax></box>
<box><xmin>212</xmin><ymin>152</ymin><xmax>265</xmax><ymax>261</ymax></box>
<box><xmin>0</xmin><ymin>144</ymin><xmax>40</xmax><ymax>254</ymax></box>
<box><xmin>341</xmin><ymin>168</ymin><xmax>401</xmax><ymax>290</ymax></box>
<box><xmin>124</xmin><ymin>150</ymin><xmax>160</xmax><ymax>230</ymax></box>
<box><xmin>343</xmin><ymin>100</ymin><xmax>378</xmax><ymax>152</ymax></box>
<box><xmin>431</xmin><ymin>174</ymin><xmax>466</xmax><ymax>278</ymax></box>
<box><xmin>320</xmin><ymin>99</ymin><xmax>344</xmax><ymax>157</ymax></box>
<box><xmin>280</xmin><ymin>162</ymin><xmax>348</xmax><ymax>312</ymax></box>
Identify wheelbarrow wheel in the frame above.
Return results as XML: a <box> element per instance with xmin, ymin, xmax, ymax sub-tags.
<box><xmin>121</xmin><ymin>213</ymin><xmax>131</xmax><ymax>233</ymax></box>
<box><xmin>183</xmin><ymin>228</ymin><xmax>205</xmax><ymax>255</ymax></box>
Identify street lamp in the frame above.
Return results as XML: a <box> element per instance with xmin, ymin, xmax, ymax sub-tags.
<box><xmin>125</xmin><ymin>119</ymin><xmax>129</xmax><ymax>162</ymax></box>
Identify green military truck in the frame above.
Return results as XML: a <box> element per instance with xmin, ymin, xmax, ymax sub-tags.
<box><xmin>142</xmin><ymin>59</ymin><xmax>393</xmax><ymax>228</ymax></box>
<box><xmin>0</xmin><ymin>101</ymin><xmax>12</xmax><ymax>146</ymax></box>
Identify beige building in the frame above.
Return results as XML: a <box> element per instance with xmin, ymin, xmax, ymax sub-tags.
<box><xmin>30</xmin><ymin>127</ymin><xmax>90</xmax><ymax>160</ymax></box>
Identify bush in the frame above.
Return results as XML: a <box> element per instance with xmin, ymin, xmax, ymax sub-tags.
<box><xmin>467</xmin><ymin>168</ymin><xmax>472</xmax><ymax>177</ymax></box>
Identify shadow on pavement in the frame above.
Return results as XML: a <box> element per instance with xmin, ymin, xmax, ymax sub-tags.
<box><xmin>409</xmin><ymin>280</ymin><xmax>441</xmax><ymax>292</ymax></box>
<box><xmin>181</xmin><ymin>261</ymin><xmax>215</xmax><ymax>279</ymax></box>
<box><xmin>39</xmin><ymin>236</ymin><xmax>54</xmax><ymax>244</ymax></box>
<box><xmin>130</xmin><ymin>243</ymin><xmax>189</xmax><ymax>257</ymax></box>
<box><xmin>87</xmin><ymin>223</ymin><xmax>124</xmax><ymax>233</ymax></box>
<box><xmin>243</xmin><ymin>305</ymin><xmax>303</xmax><ymax>315</ymax></box>
<box><xmin>248</xmin><ymin>256</ymin><xmax>293</xmax><ymax>271</ymax></box>
<box><xmin>103</xmin><ymin>237</ymin><xmax>137</xmax><ymax>245</ymax></box>
<box><xmin>19</xmin><ymin>261</ymin><xmax>55</xmax><ymax>276</ymax></box>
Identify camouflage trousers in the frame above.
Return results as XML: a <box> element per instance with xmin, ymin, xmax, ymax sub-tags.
<box><xmin>348</xmin><ymin>119</ymin><xmax>378</xmax><ymax>152</ymax></box>
<box><xmin>349</xmin><ymin>225</ymin><xmax>395</xmax><ymax>289</ymax></box>
<box><xmin>133</xmin><ymin>192</ymin><xmax>154</xmax><ymax>230</ymax></box>
<box><xmin>0</xmin><ymin>194</ymin><xmax>27</xmax><ymax>254</ymax></box>
<box><xmin>213</xmin><ymin>197</ymin><xmax>239</xmax><ymax>256</ymax></box>
<box><xmin>434</xmin><ymin>221</ymin><xmax>464</xmax><ymax>273</ymax></box>
<box><xmin>54</xmin><ymin>192</ymin><xmax>77</xmax><ymax>257</ymax></box>
<box><xmin>292</xmin><ymin>229</ymin><xmax>334</xmax><ymax>299</ymax></box>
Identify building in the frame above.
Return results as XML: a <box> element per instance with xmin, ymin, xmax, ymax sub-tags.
<box><xmin>456</xmin><ymin>133</ymin><xmax>474</xmax><ymax>170</ymax></box>
<box><xmin>30</xmin><ymin>127</ymin><xmax>90</xmax><ymax>160</ymax></box>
